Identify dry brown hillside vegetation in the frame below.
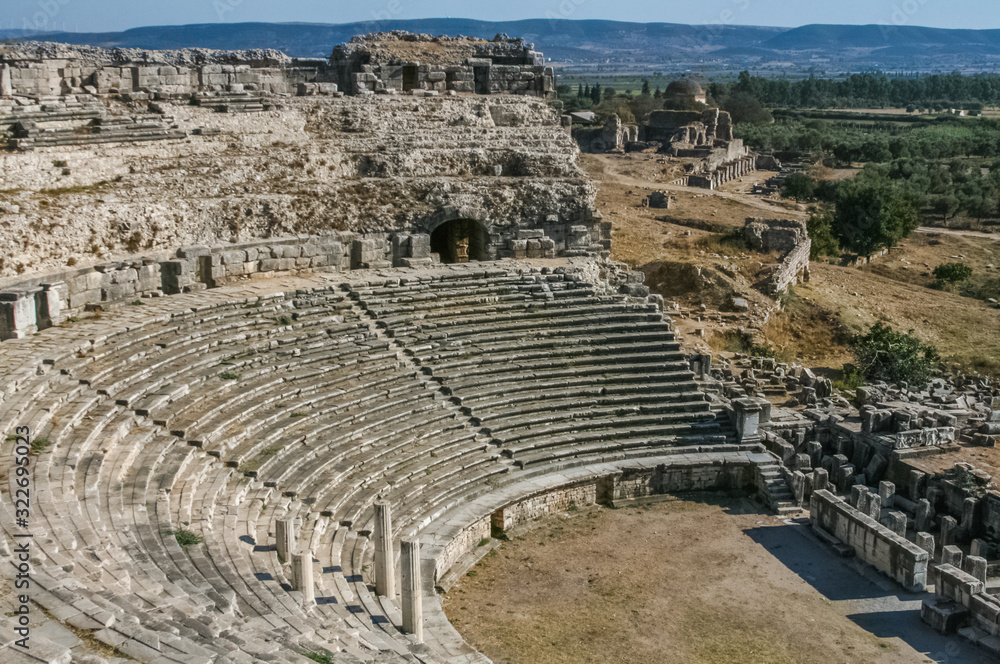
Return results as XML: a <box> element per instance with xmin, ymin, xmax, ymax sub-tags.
<box><xmin>583</xmin><ymin>153</ymin><xmax>1000</xmax><ymax>377</ymax></box>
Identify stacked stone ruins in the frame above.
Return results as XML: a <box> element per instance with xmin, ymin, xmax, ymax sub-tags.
<box><xmin>0</xmin><ymin>32</ymin><xmax>553</xmax><ymax>102</ymax></box>
<box><xmin>327</xmin><ymin>31</ymin><xmax>554</xmax><ymax>96</ymax></box>
<box><xmin>698</xmin><ymin>349</ymin><xmax>1000</xmax><ymax>652</ymax></box>
<box><xmin>743</xmin><ymin>218</ymin><xmax>812</xmax><ymax>295</ymax></box>
<box><xmin>0</xmin><ymin>32</ymin><xmax>999</xmax><ymax>664</ymax></box>
<box><xmin>574</xmin><ymin>89</ymin><xmax>757</xmax><ymax>190</ymax></box>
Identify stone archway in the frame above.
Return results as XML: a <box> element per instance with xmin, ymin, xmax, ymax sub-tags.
<box><xmin>430</xmin><ymin>219</ymin><xmax>488</xmax><ymax>264</ymax></box>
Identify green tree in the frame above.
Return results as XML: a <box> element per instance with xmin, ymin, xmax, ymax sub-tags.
<box><xmin>851</xmin><ymin>323</ymin><xmax>939</xmax><ymax>386</ymax></box>
<box><xmin>783</xmin><ymin>172</ymin><xmax>816</xmax><ymax>202</ymax></box>
<box><xmin>721</xmin><ymin>91</ymin><xmax>773</xmax><ymax>125</ymax></box>
<box><xmin>641</xmin><ymin>79</ymin><xmax>651</xmax><ymax>96</ymax></box>
<box><xmin>833</xmin><ymin>179</ymin><xmax>920</xmax><ymax>255</ymax></box>
<box><xmin>806</xmin><ymin>206</ymin><xmax>840</xmax><ymax>258</ymax></box>
<box><xmin>933</xmin><ymin>262</ymin><xmax>973</xmax><ymax>283</ymax></box>
<box><xmin>590</xmin><ymin>84</ymin><xmax>601</xmax><ymax>105</ymax></box>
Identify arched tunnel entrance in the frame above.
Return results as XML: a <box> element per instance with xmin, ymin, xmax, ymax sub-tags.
<box><xmin>430</xmin><ymin>219</ymin><xmax>488</xmax><ymax>264</ymax></box>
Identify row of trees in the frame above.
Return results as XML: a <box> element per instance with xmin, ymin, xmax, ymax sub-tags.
<box><xmin>736</xmin><ymin>116</ymin><xmax>1000</xmax><ymax>163</ymax></box>
<box><xmin>711</xmin><ymin>70</ymin><xmax>1000</xmax><ymax>111</ymax></box>
<box><xmin>795</xmin><ymin>158</ymin><xmax>1000</xmax><ymax>257</ymax></box>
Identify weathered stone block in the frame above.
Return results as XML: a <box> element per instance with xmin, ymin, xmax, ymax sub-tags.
<box><xmin>0</xmin><ymin>291</ymin><xmax>38</xmax><ymax>339</ymax></box>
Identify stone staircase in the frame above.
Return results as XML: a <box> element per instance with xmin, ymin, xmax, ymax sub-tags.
<box><xmin>757</xmin><ymin>461</ymin><xmax>799</xmax><ymax>516</ymax></box>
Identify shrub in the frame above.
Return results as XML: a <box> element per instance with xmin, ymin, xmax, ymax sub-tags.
<box><xmin>30</xmin><ymin>436</ymin><xmax>51</xmax><ymax>454</ymax></box>
<box><xmin>832</xmin><ymin>367</ymin><xmax>865</xmax><ymax>392</ymax></box>
<box><xmin>850</xmin><ymin>323</ymin><xmax>939</xmax><ymax>386</ymax></box>
<box><xmin>933</xmin><ymin>262</ymin><xmax>973</xmax><ymax>284</ymax></box>
<box><xmin>172</xmin><ymin>528</ymin><xmax>202</xmax><ymax>547</ymax></box>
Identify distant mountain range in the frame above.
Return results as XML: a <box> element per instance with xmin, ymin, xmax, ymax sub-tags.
<box><xmin>3</xmin><ymin>19</ymin><xmax>1000</xmax><ymax>74</ymax></box>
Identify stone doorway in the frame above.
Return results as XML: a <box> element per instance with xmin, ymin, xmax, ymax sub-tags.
<box><xmin>402</xmin><ymin>65</ymin><xmax>419</xmax><ymax>92</ymax></box>
<box><xmin>430</xmin><ymin>219</ymin><xmax>488</xmax><ymax>264</ymax></box>
<box><xmin>473</xmin><ymin>66</ymin><xmax>490</xmax><ymax>95</ymax></box>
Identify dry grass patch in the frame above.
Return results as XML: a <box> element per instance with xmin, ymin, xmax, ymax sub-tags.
<box><xmin>444</xmin><ymin>496</ymin><xmax>912</xmax><ymax>664</ymax></box>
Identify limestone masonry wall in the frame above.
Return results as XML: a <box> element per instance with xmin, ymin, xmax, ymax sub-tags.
<box><xmin>744</xmin><ymin>218</ymin><xmax>811</xmax><ymax>295</ymax></box>
<box><xmin>1</xmin><ymin>34</ymin><xmax>553</xmax><ymax>100</ymax></box>
<box><xmin>0</xmin><ymin>233</ymin><xmax>383</xmax><ymax>339</ymax></box>
<box><xmin>811</xmin><ymin>489</ymin><xmax>928</xmax><ymax>591</ymax></box>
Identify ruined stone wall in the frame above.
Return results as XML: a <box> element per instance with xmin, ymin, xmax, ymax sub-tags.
<box><xmin>572</xmin><ymin>114</ymin><xmax>639</xmax><ymax>153</ymax></box>
<box><xmin>0</xmin><ymin>37</ymin><xmax>553</xmax><ymax>99</ymax></box>
<box><xmin>931</xmin><ymin>564</ymin><xmax>1000</xmax><ymax>637</ymax></box>
<box><xmin>810</xmin><ymin>489</ymin><xmax>928</xmax><ymax>591</ymax></box>
<box><xmin>5</xmin><ymin>61</ymin><xmax>308</xmax><ymax>97</ymax></box>
<box><xmin>0</xmin><ymin>95</ymin><xmax>604</xmax><ymax>278</ymax></box>
<box><xmin>328</xmin><ymin>31</ymin><xmax>552</xmax><ymax>97</ymax></box>
<box><xmin>744</xmin><ymin>218</ymin><xmax>811</xmax><ymax>295</ymax></box>
<box><xmin>493</xmin><ymin>483</ymin><xmax>598</xmax><ymax>531</ymax></box>
<box><xmin>0</xmin><ymin>234</ymin><xmax>368</xmax><ymax>339</ymax></box>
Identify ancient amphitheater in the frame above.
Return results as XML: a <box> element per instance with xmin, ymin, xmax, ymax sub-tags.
<box><xmin>2</xmin><ymin>32</ymin><xmax>1000</xmax><ymax>664</ymax></box>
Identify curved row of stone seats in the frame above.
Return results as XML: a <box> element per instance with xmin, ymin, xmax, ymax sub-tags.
<box><xmin>0</xmin><ymin>284</ymin><xmax>402</xmax><ymax>662</ymax></box>
<box><xmin>0</xmin><ymin>265</ymin><xmax>738</xmax><ymax>664</ymax></box>
<box><xmin>48</xmin><ymin>283</ymin><xmax>471</xmax><ymax>659</ymax></box>
<box><xmin>349</xmin><ymin>269</ymin><xmax>723</xmax><ymax>466</ymax></box>
<box><xmin>19</xmin><ymin>285</ymin><xmax>449</xmax><ymax>655</ymax></box>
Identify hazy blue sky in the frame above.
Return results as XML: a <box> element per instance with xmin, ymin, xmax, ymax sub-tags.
<box><xmin>3</xmin><ymin>0</ymin><xmax>996</xmax><ymax>33</ymax></box>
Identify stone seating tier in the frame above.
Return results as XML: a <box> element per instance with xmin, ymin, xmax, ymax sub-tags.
<box><xmin>0</xmin><ymin>265</ymin><xmax>744</xmax><ymax>664</ymax></box>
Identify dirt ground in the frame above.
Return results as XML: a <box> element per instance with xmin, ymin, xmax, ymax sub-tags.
<box><xmin>443</xmin><ymin>495</ymin><xmax>928</xmax><ymax>664</ymax></box>
<box><xmin>583</xmin><ymin>153</ymin><xmax>803</xmax><ymax>268</ymax></box>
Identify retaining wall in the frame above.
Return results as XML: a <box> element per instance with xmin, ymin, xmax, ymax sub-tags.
<box><xmin>810</xmin><ymin>489</ymin><xmax>928</xmax><ymax>591</ymax></box>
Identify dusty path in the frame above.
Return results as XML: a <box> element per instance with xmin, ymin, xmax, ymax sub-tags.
<box><xmin>916</xmin><ymin>227</ymin><xmax>999</xmax><ymax>239</ymax></box>
<box><xmin>444</xmin><ymin>495</ymin><xmax>986</xmax><ymax>664</ymax></box>
<box><xmin>584</xmin><ymin>153</ymin><xmax>805</xmax><ymax>219</ymax></box>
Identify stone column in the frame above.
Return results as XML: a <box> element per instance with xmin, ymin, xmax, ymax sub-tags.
<box><xmin>961</xmin><ymin>497</ymin><xmax>979</xmax><ymax>536</ymax></box>
<box><xmin>276</xmin><ymin>518</ymin><xmax>294</xmax><ymax>563</ymax></box>
<box><xmin>867</xmin><ymin>493</ymin><xmax>881</xmax><ymax>521</ymax></box>
<box><xmin>940</xmin><ymin>515</ymin><xmax>958</xmax><ymax>547</ymax></box>
<box><xmin>292</xmin><ymin>551</ymin><xmax>315</xmax><ymax>605</ymax></box>
<box><xmin>916</xmin><ymin>532</ymin><xmax>935</xmax><ymax>557</ymax></box>
<box><xmin>400</xmin><ymin>538</ymin><xmax>423</xmax><ymax>642</ymax></box>
<box><xmin>856</xmin><ymin>489</ymin><xmax>869</xmax><ymax>514</ymax></box>
<box><xmin>888</xmin><ymin>511</ymin><xmax>907</xmax><ymax>537</ymax></box>
<box><xmin>812</xmin><ymin>468</ymin><xmax>829</xmax><ymax>494</ymax></box>
<box><xmin>908</xmin><ymin>470</ymin><xmax>926</xmax><ymax>501</ymax></box>
<box><xmin>0</xmin><ymin>64</ymin><xmax>12</xmax><ymax>98</ymax></box>
<box><xmin>850</xmin><ymin>484</ymin><xmax>865</xmax><ymax>509</ymax></box>
<box><xmin>374</xmin><ymin>500</ymin><xmax>396</xmax><ymax>598</ymax></box>
<box><xmin>941</xmin><ymin>545</ymin><xmax>963</xmax><ymax>568</ymax></box>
